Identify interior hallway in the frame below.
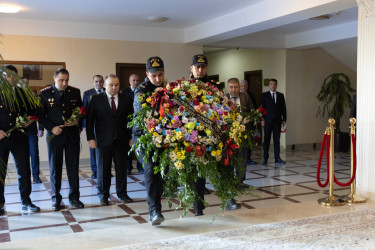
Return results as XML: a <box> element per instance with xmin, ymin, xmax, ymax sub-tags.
<box><xmin>1</xmin><ymin>145</ymin><xmax>371</xmax><ymax>249</ymax></box>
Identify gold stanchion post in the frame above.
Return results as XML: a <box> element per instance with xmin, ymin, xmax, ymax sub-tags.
<box><xmin>318</xmin><ymin>118</ymin><xmax>346</xmax><ymax>206</ymax></box>
<box><xmin>341</xmin><ymin>118</ymin><xmax>366</xmax><ymax>203</ymax></box>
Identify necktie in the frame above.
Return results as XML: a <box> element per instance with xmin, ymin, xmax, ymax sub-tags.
<box><xmin>111</xmin><ymin>96</ymin><xmax>116</xmax><ymax>114</ymax></box>
<box><xmin>111</xmin><ymin>96</ymin><xmax>117</xmax><ymax>139</ymax></box>
<box><xmin>272</xmin><ymin>92</ymin><xmax>275</xmax><ymax>103</ymax></box>
<box><xmin>231</xmin><ymin>97</ymin><xmax>237</xmax><ymax>104</ymax></box>
<box><xmin>97</xmin><ymin>89</ymin><xmax>101</xmax><ymax>94</ymax></box>
<box><xmin>59</xmin><ymin>90</ymin><xmax>65</xmax><ymax>98</ymax></box>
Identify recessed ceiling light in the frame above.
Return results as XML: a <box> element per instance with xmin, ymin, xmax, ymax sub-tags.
<box><xmin>147</xmin><ymin>16</ymin><xmax>169</xmax><ymax>22</ymax></box>
<box><xmin>0</xmin><ymin>5</ymin><xmax>20</xmax><ymax>13</ymax></box>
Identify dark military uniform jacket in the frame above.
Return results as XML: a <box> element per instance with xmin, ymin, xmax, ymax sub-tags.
<box><xmin>132</xmin><ymin>78</ymin><xmax>162</xmax><ymax>138</ymax></box>
<box><xmin>37</xmin><ymin>85</ymin><xmax>83</xmax><ymax>135</ymax></box>
<box><xmin>0</xmin><ymin>87</ymin><xmax>32</xmax><ymax>133</ymax></box>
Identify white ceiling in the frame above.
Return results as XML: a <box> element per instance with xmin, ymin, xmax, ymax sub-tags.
<box><xmin>0</xmin><ymin>0</ymin><xmax>358</xmax><ymax>70</ymax></box>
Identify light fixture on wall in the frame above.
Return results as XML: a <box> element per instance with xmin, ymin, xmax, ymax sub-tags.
<box><xmin>147</xmin><ymin>16</ymin><xmax>169</xmax><ymax>22</ymax></box>
<box><xmin>310</xmin><ymin>11</ymin><xmax>342</xmax><ymax>20</ymax></box>
<box><xmin>0</xmin><ymin>4</ymin><xmax>20</xmax><ymax>13</ymax></box>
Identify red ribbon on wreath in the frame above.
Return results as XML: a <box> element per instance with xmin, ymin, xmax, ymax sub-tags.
<box><xmin>224</xmin><ymin>138</ymin><xmax>239</xmax><ymax>166</ymax></box>
<box><xmin>151</xmin><ymin>87</ymin><xmax>173</xmax><ymax>118</ymax></box>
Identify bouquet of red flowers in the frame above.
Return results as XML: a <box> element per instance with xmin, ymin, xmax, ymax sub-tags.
<box><xmin>47</xmin><ymin>106</ymin><xmax>86</xmax><ymax>142</ymax></box>
<box><xmin>5</xmin><ymin>115</ymin><xmax>39</xmax><ymax>137</ymax></box>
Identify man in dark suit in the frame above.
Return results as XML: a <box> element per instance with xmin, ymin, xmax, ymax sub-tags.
<box><xmin>37</xmin><ymin>68</ymin><xmax>84</xmax><ymax>211</ymax></box>
<box><xmin>22</xmin><ymin>76</ymin><xmax>44</xmax><ymax>184</ymax></box>
<box><xmin>82</xmin><ymin>75</ymin><xmax>104</xmax><ymax>179</ymax></box>
<box><xmin>225</xmin><ymin>78</ymin><xmax>254</xmax><ymax>210</ymax></box>
<box><xmin>120</xmin><ymin>74</ymin><xmax>144</xmax><ymax>175</ymax></box>
<box><xmin>86</xmin><ymin>74</ymin><xmax>133</xmax><ymax>206</ymax></box>
<box><xmin>1</xmin><ymin>65</ymin><xmax>40</xmax><ymax>215</ymax></box>
<box><xmin>240</xmin><ymin>79</ymin><xmax>258</xmax><ymax>165</ymax></box>
<box><xmin>133</xmin><ymin>56</ymin><xmax>165</xmax><ymax>225</ymax></box>
<box><xmin>260</xmin><ymin>78</ymin><xmax>287</xmax><ymax>165</ymax></box>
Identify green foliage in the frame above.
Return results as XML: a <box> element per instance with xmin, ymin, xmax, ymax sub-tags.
<box><xmin>316</xmin><ymin>73</ymin><xmax>355</xmax><ymax>132</ymax></box>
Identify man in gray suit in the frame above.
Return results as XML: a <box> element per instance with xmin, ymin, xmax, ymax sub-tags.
<box><xmin>225</xmin><ymin>78</ymin><xmax>254</xmax><ymax>210</ymax></box>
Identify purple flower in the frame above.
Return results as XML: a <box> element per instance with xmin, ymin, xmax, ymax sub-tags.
<box><xmin>184</xmin><ymin>133</ymin><xmax>191</xmax><ymax>141</ymax></box>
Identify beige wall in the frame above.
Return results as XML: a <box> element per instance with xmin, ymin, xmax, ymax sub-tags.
<box><xmin>2</xmin><ymin>34</ymin><xmax>202</xmax><ymax>162</ymax></box>
<box><xmin>286</xmin><ymin>48</ymin><xmax>357</xmax><ymax>145</ymax></box>
<box><xmin>206</xmin><ymin>47</ymin><xmax>356</xmax><ymax>148</ymax></box>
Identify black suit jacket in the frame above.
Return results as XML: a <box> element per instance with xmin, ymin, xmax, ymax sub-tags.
<box><xmin>260</xmin><ymin>91</ymin><xmax>287</xmax><ymax>125</ymax></box>
<box><xmin>120</xmin><ymin>87</ymin><xmax>135</xmax><ymax>101</ymax></box>
<box><xmin>86</xmin><ymin>92</ymin><xmax>133</xmax><ymax>147</ymax></box>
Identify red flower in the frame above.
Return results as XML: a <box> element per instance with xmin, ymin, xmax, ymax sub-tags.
<box><xmin>186</xmin><ymin>146</ymin><xmax>193</xmax><ymax>152</ymax></box>
<box><xmin>168</xmin><ymin>82</ymin><xmax>176</xmax><ymax>88</ymax></box>
<box><xmin>80</xmin><ymin>106</ymin><xmax>87</xmax><ymax>116</ymax></box>
<box><xmin>190</xmin><ymin>79</ymin><xmax>196</xmax><ymax>83</ymax></box>
<box><xmin>192</xmin><ymin>99</ymin><xmax>199</xmax><ymax>105</ymax></box>
<box><xmin>224</xmin><ymin>111</ymin><xmax>228</xmax><ymax>116</ymax></box>
<box><xmin>29</xmin><ymin>115</ymin><xmax>39</xmax><ymax>122</ymax></box>
<box><xmin>179</xmin><ymin>106</ymin><xmax>184</xmax><ymax>111</ymax></box>
<box><xmin>258</xmin><ymin>107</ymin><xmax>267</xmax><ymax>115</ymax></box>
<box><xmin>196</xmin><ymin>95</ymin><xmax>202</xmax><ymax>101</ymax></box>
<box><xmin>164</xmin><ymin>144</ymin><xmax>169</xmax><ymax>149</ymax></box>
<box><xmin>221</xmin><ymin>125</ymin><xmax>227</xmax><ymax>131</ymax></box>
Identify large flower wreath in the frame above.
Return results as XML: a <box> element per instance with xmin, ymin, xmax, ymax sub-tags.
<box><xmin>130</xmin><ymin>78</ymin><xmax>264</xmax><ymax>217</ymax></box>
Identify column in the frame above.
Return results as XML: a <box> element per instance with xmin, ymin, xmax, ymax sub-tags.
<box><xmin>356</xmin><ymin>0</ymin><xmax>375</xmax><ymax>198</ymax></box>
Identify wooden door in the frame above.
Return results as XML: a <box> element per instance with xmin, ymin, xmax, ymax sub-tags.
<box><xmin>116</xmin><ymin>63</ymin><xmax>146</xmax><ymax>90</ymax></box>
<box><xmin>244</xmin><ymin>70</ymin><xmax>262</xmax><ymax>108</ymax></box>
<box><xmin>244</xmin><ymin>70</ymin><xmax>263</xmax><ymax>146</ymax></box>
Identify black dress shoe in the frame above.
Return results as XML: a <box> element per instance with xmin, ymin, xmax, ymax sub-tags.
<box><xmin>150</xmin><ymin>210</ymin><xmax>164</xmax><ymax>226</ymax></box>
<box><xmin>127</xmin><ymin>169</ymin><xmax>132</xmax><ymax>175</ymax></box>
<box><xmin>52</xmin><ymin>202</ymin><xmax>63</xmax><ymax>211</ymax></box>
<box><xmin>247</xmin><ymin>159</ymin><xmax>256</xmax><ymax>165</ymax></box>
<box><xmin>204</xmin><ymin>187</ymin><xmax>210</xmax><ymax>194</ymax></box>
<box><xmin>0</xmin><ymin>204</ymin><xmax>5</xmax><ymax>216</ymax></box>
<box><xmin>70</xmin><ymin>199</ymin><xmax>84</xmax><ymax>208</ymax></box>
<box><xmin>195</xmin><ymin>210</ymin><xmax>204</xmax><ymax>216</ymax></box>
<box><xmin>33</xmin><ymin>177</ymin><xmax>42</xmax><ymax>184</ymax></box>
<box><xmin>275</xmin><ymin>158</ymin><xmax>286</xmax><ymax>164</ymax></box>
<box><xmin>100</xmin><ymin>199</ymin><xmax>109</xmax><ymax>206</ymax></box>
<box><xmin>118</xmin><ymin>195</ymin><xmax>133</xmax><ymax>203</ymax></box>
<box><xmin>21</xmin><ymin>203</ymin><xmax>41</xmax><ymax>212</ymax></box>
<box><xmin>262</xmin><ymin>161</ymin><xmax>268</xmax><ymax>166</ymax></box>
<box><xmin>91</xmin><ymin>173</ymin><xmax>97</xmax><ymax>179</ymax></box>
<box><xmin>226</xmin><ymin>199</ymin><xmax>241</xmax><ymax>211</ymax></box>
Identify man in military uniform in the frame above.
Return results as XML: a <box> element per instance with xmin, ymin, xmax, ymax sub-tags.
<box><xmin>1</xmin><ymin>65</ymin><xmax>40</xmax><ymax>215</ymax></box>
<box><xmin>189</xmin><ymin>54</ymin><xmax>211</xmax><ymax>216</ymax></box>
<box><xmin>37</xmin><ymin>68</ymin><xmax>84</xmax><ymax>211</ymax></box>
<box><xmin>132</xmin><ymin>56</ymin><xmax>165</xmax><ymax>226</ymax></box>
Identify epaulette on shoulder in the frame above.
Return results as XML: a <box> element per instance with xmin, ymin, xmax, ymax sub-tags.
<box><xmin>40</xmin><ymin>86</ymin><xmax>52</xmax><ymax>92</ymax></box>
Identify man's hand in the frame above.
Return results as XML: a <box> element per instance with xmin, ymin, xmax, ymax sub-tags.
<box><xmin>65</xmin><ymin>119</ymin><xmax>78</xmax><ymax>126</ymax></box>
<box><xmin>88</xmin><ymin>139</ymin><xmax>97</xmax><ymax>149</ymax></box>
<box><xmin>0</xmin><ymin>130</ymin><xmax>7</xmax><ymax>140</ymax></box>
<box><xmin>52</xmin><ymin>125</ymin><xmax>64</xmax><ymax>135</ymax></box>
<box><xmin>23</xmin><ymin>121</ymin><xmax>33</xmax><ymax>128</ymax></box>
<box><xmin>129</xmin><ymin>139</ymin><xmax>133</xmax><ymax>147</ymax></box>
<box><xmin>261</xmin><ymin>119</ymin><xmax>266</xmax><ymax>127</ymax></box>
<box><xmin>37</xmin><ymin>130</ymin><xmax>44</xmax><ymax>137</ymax></box>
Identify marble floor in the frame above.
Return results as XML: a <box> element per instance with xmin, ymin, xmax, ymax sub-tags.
<box><xmin>1</xmin><ymin>145</ymin><xmax>368</xmax><ymax>249</ymax></box>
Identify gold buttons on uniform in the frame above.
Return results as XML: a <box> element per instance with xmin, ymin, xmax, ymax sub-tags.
<box><xmin>62</xmin><ymin>104</ymin><xmax>65</xmax><ymax>106</ymax></box>
<box><xmin>9</xmin><ymin>113</ymin><xmax>12</xmax><ymax>116</ymax></box>
<box><xmin>63</xmin><ymin>111</ymin><xmax>66</xmax><ymax>113</ymax></box>
<box><xmin>10</xmin><ymin>123</ymin><xmax>12</xmax><ymax>126</ymax></box>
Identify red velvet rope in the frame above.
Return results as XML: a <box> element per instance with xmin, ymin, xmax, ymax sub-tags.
<box><xmin>316</xmin><ymin>133</ymin><xmax>329</xmax><ymax>188</ymax></box>
<box><xmin>333</xmin><ymin>133</ymin><xmax>356</xmax><ymax>187</ymax></box>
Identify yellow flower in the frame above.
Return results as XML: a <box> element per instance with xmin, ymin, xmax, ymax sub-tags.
<box><xmin>176</xmin><ymin>131</ymin><xmax>184</xmax><ymax>141</ymax></box>
<box><xmin>174</xmin><ymin>161</ymin><xmax>184</xmax><ymax>169</ymax></box>
<box><xmin>186</xmin><ymin>122</ymin><xmax>196</xmax><ymax>130</ymax></box>
<box><xmin>219</xmin><ymin>142</ymin><xmax>224</xmax><ymax>148</ymax></box>
<box><xmin>153</xmin><ymin>132</ymin><xmax>159</xmax><ymax>137</ymax></box>
<box><xmin>171</xmin><ymin>119</ymin><xmax>175</xmax><ymax>124</ymax></box>
<box><xmin>205</xmin><ymin>129</ymin><xmax>212</xmax><ymax>136</ymax></box>
<box><xmin>244</xmin><ymin>135</ymin><xmax>248</xmax><ymax>139</ymax></box>
<box><xmin>142</xmin><ymin>103</ymin><xmax>147</xmax><ymax>108</ymax></box>
<box><xmin>146</xmin><ymin>97</ymin><xmax>152</xmax><ymax>103</ymax></box>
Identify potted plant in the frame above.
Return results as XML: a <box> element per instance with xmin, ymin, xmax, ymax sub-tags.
<box><xmin>316</xmin><ymin>73</ymin><xmax>355</xmax><ymax>152</ymax></box>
